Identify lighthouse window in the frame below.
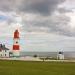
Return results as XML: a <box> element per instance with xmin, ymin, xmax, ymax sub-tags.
<box><xmin>16</xmin><ymin>42</ymin><xmax>18</xmax><ymax>43</ymax></box>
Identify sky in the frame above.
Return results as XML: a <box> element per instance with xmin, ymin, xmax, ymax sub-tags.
<box><xmin>0</xmin><ymin>0</ymin><xmax>75</xmax><ymax>52</ymax></box>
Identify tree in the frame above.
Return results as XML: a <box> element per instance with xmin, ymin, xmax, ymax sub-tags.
<box><xmin>33</xmin><ymin>54</ymin><xmax>38</xmax><ymax>58</ymax></box>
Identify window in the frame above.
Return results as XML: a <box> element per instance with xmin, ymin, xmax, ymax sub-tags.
<box><xmin>5</xmin><ymin>54</ymin><xmax>6</xmax><ymax>56</ymax></box>
<box><xmin>5</xmin><ymin>50</ymin><xmax>7</xmax><ymax>52</ymax></box>
<box><xmin>1</xmin><ymin>54</ymin><xmax>2</xmax><ymax>56</ymax></box>
<box><xmin>16</xmin><ymin>41</ymin><xmax>18</xmax><ymax>44</ymax></box>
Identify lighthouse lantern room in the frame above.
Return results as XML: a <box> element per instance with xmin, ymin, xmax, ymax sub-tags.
<box><xmin>13</xmin><ymin>29</ymin><xmax>20</xmax><ymax>57</ymax></box>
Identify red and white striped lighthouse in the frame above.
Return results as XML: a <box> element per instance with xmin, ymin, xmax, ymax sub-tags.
<box><xmin>13</xmin><ymin>29</ymin><xmax>20</xmax><ymax>57</ymax></box>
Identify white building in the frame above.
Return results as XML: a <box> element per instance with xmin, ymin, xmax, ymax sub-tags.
<box><xmin>0</xmin><ymin>44</ymin><xmax>9</xmax><ymax>57</ymax></box>
<box><xmin>57</xmin><ymin>52</ymin><xmax>64</xmax><ymax>60</ymax></box>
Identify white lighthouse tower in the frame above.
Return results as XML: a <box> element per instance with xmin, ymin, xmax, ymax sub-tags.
<box><xmin>13</xmin><ymin>29</ymin><xmax>20</xmax><ymax>57</ymax></box>
<box><xmin>57</xmin><ymin>51</ymin><xmax>64</xmax><ymax>60</ymax></box>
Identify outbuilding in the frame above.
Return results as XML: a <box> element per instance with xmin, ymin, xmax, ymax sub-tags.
<box><xmin>0</xmin><ymin>44</ymin><xmax>9</xmax><ymax>57</ymax></box>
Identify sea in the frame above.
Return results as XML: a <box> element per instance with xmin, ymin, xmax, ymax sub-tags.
<box><xmin>20</xmin><ymin>51</ymin><xmax>75</xmax><ymax>59</ymax></box>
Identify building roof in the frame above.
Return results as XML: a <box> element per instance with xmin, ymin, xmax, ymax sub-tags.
<box><xmin>0</xmin><ymin>44</ymin><xmax>9</xmax><ymax>50</ymax></box>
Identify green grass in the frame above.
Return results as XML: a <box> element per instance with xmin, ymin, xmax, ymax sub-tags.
<box><xmin>0</xmin><ymin>60</ymin><xmax>75</xmax><ymax>75</ymax></box>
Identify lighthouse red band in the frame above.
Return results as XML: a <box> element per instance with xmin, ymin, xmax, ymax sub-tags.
<box><xmin>13</xmin><ymin>45</ymin><xmax>19</xmax><ymax>50</ymax></box>
<box><xmin>14</xmin><ymin>30</ymin><xmax>19</xmax><ymax>38</ymax></box>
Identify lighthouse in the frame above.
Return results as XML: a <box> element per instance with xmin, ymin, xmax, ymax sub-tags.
<box><xmin>57</xmin><ymin>51</ymin><xmax>64</xmax><ymax>60</ymax></box>
<box><xmin>13</xmin><ymin>29</ymin><xmax>20</xmax><ymax>57</ymax></box>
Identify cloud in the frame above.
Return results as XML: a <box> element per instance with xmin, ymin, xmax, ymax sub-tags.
<box><xmin>0</xmin><ymin>0</ymin><xmax>65</xmax><ymax>15</ymax></box>
<box><xmin>0</xmin><ymin>0</ymin><xmax>23</xmax><ymax>12</ymax></box>
<box><xmin>19</xmin><ymin>0</ymin><xmax>65</xmax><ymax>16</ymax></box>
<box><xmin>58</xmin><ymin>8</ymin><xmax>73</xmax><ymax>13</ymax></box>
<box><xmin>0</xmin><ymin>0</ymin><xmax>75</xmax><ymax>37</ymax></box>
<box><xmin>19</xmin><ymin>0</ymin><xmax>75</xmax><ymax>37</ymax></box>
<box><xmin>0</xmin><ymin>0</ymin><xmax>15</xmax><ymax>11</ymax></box>
<box><xmin>21</xmin><ymin>13</ymin><xmax>73</xmax><ymax>37</ymax></box>
<box><xmin>0</xmin><ymin>0</ymin><xmax>75</xmax><ymax>52</ymax></box>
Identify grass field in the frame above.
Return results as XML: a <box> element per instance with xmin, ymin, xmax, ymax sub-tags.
<box><xmin>0</xmin><ymin>60</ymin><xmax>75</xmax><ymax>75</ymax></box>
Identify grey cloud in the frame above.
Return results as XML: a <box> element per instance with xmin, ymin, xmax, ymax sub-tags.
<box><xmin>19</xmin><ymin>0</ymin><xmax>65</xmax><ymax>16</ymax></box>
<box><xmin>0</xmin><ymin>0</ymin><xmax>75</xmax><ymax>37</ymax></box>
<box><xmin>22</xmin><ymin>14</ymin><xmax>75</xmax><ymax>37</ymax></box>
<box><xmin>0</xmin><ymin>0</ymin><xmax>14</xmax><ymax>11</ymax></box>
<box><xmin>0</xmin><ymin>0</ymin><xmax>22</xmax><ymax>12</ymax></box>
<box><xmin>0</xmin><ymin>0</ymin><xmax>65</xmax><ymax>15</ymax></box>
<box><xmin>19</xmin><ymin>0</ymin><xmax>75</xmax><ymax>37</ymax></box>
<box><xmin>58</xmin><ymin>8</ymin><xmax>73</xmax><ymax>13</ymax></box>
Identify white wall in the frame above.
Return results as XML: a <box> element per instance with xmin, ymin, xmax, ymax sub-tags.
<box><xmin>57</xmin><ymin>54</ymin><xmax>64</xmax><ymax>60</ymax></box>
<box><xmin>13</xmin><ymin>50</ymin><xmax>20</xmax><ymax>57</ymax></box>
<box><xmin>0</xmin><ymin>51</ymin><xmax>2</xmax><ymax>57</ymax></box>
<box><xmin>0</xmin><ymin>50</ymin><xmax>9</xmax><ymax>58</ymax></box>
